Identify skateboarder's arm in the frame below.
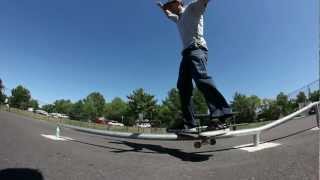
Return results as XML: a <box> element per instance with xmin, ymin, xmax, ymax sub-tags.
<box><xmin>189</xmin><ymin>0</ymin><xmax>211</xmax><ymax>15</ymax></box>
<box><xmin>156</xmin><ymin>1</ymin><xmax>179</xmax><ymax>22</ymax></box>
<box><xmin>165</xmin><ymin>10</ymin><xmax>179</xmax><ymax>22</ymax></box>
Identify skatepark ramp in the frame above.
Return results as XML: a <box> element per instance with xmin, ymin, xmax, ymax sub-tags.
<box><xmin>61</xmin><ymin>101</ymin><xmax>320</xmax><ymax>146</ymax></box>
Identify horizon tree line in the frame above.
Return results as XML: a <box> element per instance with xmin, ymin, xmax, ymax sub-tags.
<box><xmin>1</xmin><ymin>78</ymin><xmax>319</xmax><ymax>127</ymax></box>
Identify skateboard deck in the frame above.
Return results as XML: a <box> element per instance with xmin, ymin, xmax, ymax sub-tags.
<box><xmin>200</xmin><ymin>129</ymin><xmax>230</xmax><ymax>137</ymax></box>
<box><xmin>176</xmin><ymin>128</ymin><xmax>229</xmax><ymax>138</ymax></box>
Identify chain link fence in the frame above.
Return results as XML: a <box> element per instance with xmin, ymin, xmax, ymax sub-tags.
<box><xmin>287</xmin><ymin>80</ymin><xmax>319</xmax><ymax>100</ymax></box>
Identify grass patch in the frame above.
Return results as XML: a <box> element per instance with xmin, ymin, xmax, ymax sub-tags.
<box><xmin>1</xmin><ymin>106</ymin><xmax>274</xmax><ymax>133</ymax></box>
<box><xmin>1</xmin><ymin>106</ymin><xmax>166</xmax><ymax>134</ymax></box>
<box><xmin>232</xmin><ymin>121</ymin><xmax>273</xmax><ymax>130</ymax></box>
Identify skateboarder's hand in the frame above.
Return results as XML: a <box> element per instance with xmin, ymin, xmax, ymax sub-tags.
<box><xmin>164</xmin><ymin>10</ymin><xmax>172</xmax><ymax>16</ymax></box>
<box><xmin>157</xmin><ymin>1</ymin><xmax>170</xmax><ymax>16</ymax></box>
<box><xmin>156</xmin><ymin>1</ymin><xmax>164</xmax><ymax>9</ymax></box>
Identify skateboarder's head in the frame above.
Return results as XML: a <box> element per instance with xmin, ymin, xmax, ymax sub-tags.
<box><xmin>163</xmin><ymin>0</ymin><xmax>184</xmax><ymax>15</ymax></box>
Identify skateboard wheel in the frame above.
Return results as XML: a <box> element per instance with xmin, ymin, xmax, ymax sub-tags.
<box><xmin>194</xmin><ymin>142</ymin><xmax>202</xmax><ymax>149</ymax></box>
<box><xmin>210</xmin><ymin>139</ymin><xmax>216</xmax><ymax>145</ymax></box>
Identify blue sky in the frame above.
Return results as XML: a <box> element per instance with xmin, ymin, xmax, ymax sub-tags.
<box><xmin>0</xmin><ymin>0</ymin><xmax>318</xmax><ymax>105</ymax></box>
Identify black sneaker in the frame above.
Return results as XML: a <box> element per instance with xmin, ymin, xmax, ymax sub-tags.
<box><xmin>181</xmin><ymin>127</ymin><xmax>198</xmax><ymax>134</ymax></box>
<box><xmin>211</xmin><ymin>111</ymin><xmax>238</xmax><ymax>125</ymax></box>
<box><xmin>206</xmin><ymin>119</ymin><xmax>229</xmax><ymax>131</ymax></box>
<box><xmin>211</xmin><ymin>112</ymin><xmax>236</xmax><ymax>121</ymax></box>
<box><xmin>167</xmin><ymin>123</ymin><xmax>200</xmax><ymax>134</ymax></box>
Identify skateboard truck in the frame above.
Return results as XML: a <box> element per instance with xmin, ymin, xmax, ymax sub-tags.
<box><xmin>194</xmin><ymin>137</ymin><xmax>216</xmax><ymax>149</ymax></box>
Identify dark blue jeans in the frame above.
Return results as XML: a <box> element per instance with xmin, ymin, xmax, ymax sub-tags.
<box><xmin>177</xmin><ymin>47</ymin><xmax>231</xmax><ymax>128</ymax></box>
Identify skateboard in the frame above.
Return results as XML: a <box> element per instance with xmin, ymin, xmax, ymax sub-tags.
<box><xmin>176</xmin><ymin>128</ymin><xmax>230</xmax><ymax>148</ymax></box>
<box><xmin>174</xmin><ymin>113</ymin><xmax>236</xmax><ymax>148</ymax></box>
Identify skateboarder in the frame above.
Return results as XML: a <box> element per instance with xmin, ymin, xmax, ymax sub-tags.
<box><xmin>157</xmin><ymin>0</ymin><xmax>233</xmax><ymax>133</ymax></box>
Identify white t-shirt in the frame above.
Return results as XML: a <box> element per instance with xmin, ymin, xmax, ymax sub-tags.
<box><xmin>167</xmin><ymin>0</ymin><xmax>209</xmax><ymax>50</ymax></box>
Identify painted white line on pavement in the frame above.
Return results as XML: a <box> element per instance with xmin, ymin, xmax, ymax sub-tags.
<box><xmin>310</xmin><ymin>127</ymin><xmax>319</xmax><ymax>131</ymax></box>
<box><xmin>41</xmin><ymin>134</ymin><xmax>74</xmax><ymax>141</ymax></box>
<box><xmin>234</xmin><ymin>142</ymin><xmax>281</xmax><ymax>152</ymax></box>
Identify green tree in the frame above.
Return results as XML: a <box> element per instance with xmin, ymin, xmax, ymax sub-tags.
<box><xmin>69</xmin><ymin>100</ymin><xmax>86</xmax><ymax>121</ymax></box>
<box><xmin>309</xmin><ymin>90</ymin><xmax>320</xmax><ymax>102</ymax></box>
<box><xmin>276</xmin><ymin>92</ymin><xmax>290</xmax><ymax>116</ymax></box>
<box><xmin>127</xmin><ymin>88</ymin><xmax>157</xmax><ymax>125</ymax></box>
<box><xmin>0</xmin><ymin>79</ymin><xmax>3</xmax><ymax>91</ymax></box>
<box><xmin>259</xmin><ymin>99</ymin><xmax>281</xmax><ymax>121</ymax></box>
<box><xmin>287</xmin><ymin>99</ymin><xmax>298</xmax><ymax>113</ymax></box>
<box><xmin>231</xmin><ymin>93</ymin><xmax>261</xmax><ymax>123</ymax></box>
<box><xmin>104</xmin><ymin>97</ymin><xmax>128</xmax><ymax>122</ymax></box>
<box><xmin>54</xmin><ymin>99</ymin><xmax>73</xmax><ymax>115</ymax></box>
<box><xmin>42</xmin><ymin>104</ymin><xmax>56</xmax><ymax>113</ymax></box>
<box><xmin>0</xmin><ymin>93</ymin><xmax>6</xmax><ymax>105</ymax></box>
<box><xmin>9</xmin><ymin>85</ymin><xmax>31</xmax><ymax>110</ymax></box>
<box><xmin>0</xmin><ymin>79</ymin><xmax>5</xmax><ymax>104</ymax></box>
<box><xmin>29</xmin><ymin>99</ymin><xmax>39</xmax><ymax>109</ymax></box>
<box><xmin>192</xmin><ymin>88</ymin><xmax>208</xmax><ymax>114</ymax></box>
<box><xmin>157</xmin><ymin>88</ymin><xmax>182</xmax><ymax>127</ymax></box>
<box><xmin>83</xmin><ymin>92</ymin><xmax>106</xmax><ymax>121</ymax></box>
<box><xmin>296</xmin><ymin>92</ymin><xmax>307</xmax><ymax>104</ymax></box>
<box><xmin>249</xmin><ymin>95</ymin><xmax>262</xmax><ymax>122</ymax></box>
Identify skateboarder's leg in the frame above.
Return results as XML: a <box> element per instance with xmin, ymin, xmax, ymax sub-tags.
<box><xmin>196</xmin><ymin>79</ymin><xmax>232</xmax><ymax>121</ymax></box>
<box><xmin>177</xmin><ymin>56</ymin><xmax>197</xmax><ymax>129</ymax></box>
<box><xmin>188</xmin><ymin>49</ymin><xmax>232</xmax><ymax>123</ymax></box>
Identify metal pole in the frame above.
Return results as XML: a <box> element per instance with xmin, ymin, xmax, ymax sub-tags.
<box><xmin>56</xmin><ymin>125</ymin><xmax>60</xmax><ymax>138</ymax></box>
<box><xmin>253</xmin><ymin>133</ymin><xmax>260</xmax><ymax>147</ymax></box>
<box><xmin>316</xmin><ymin>104</ymin><xmax>320</xmax><ymax>128</ymax></box>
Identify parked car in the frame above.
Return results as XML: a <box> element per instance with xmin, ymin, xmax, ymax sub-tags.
<box><xmin>107</xmin><ymin>121</ymin><xmax>124</xmax><ymax>127</ymax></box>
<box><xmin>49</xmin><ymin>113</ymin><xmax>60</xmax><ymax>118</ymax></box>
<box><xmin>48</xmin><ymin>113</ymin><xmax>69</xmax><ymax>119</ymax></box>
<box><xmin>309</xmin><ymin>107</ymin><xmax>316</xmax><ymax>115</ymax></box>
<box><xmin>35</xmin><ymin>110</ymin><xmax>49</xmax><ymax>116</ymax></box>
<box><xmin>60</xmin><ymin>114</ymin><xmax>69</xmax><ymax>119</ymax></box>
<box><xmin>95</xmin><ymin>117</ymin><xmax>107</xmax><ymax>125</ymax></box>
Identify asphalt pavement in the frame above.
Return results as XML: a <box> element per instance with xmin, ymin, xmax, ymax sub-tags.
<box><xmin>0</xmin><ymin>111</ymin><xmax>318</xmax><ymax>180</ymax></box>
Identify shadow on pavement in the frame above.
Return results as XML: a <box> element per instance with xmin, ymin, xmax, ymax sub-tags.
<box><xmin>109</xmin><ymin>141</ymin><xmax>212</xmax><ymax>162</ymax></box>
<box><xmin>70</xmin><ymin>139</ymin><xmax>212</xmax><ymax>162</ymax></box>
<box><xmin>70</xmin><ymin>139</ymin><xmax>136</xmax><ymax>153</ymax></box>
<box><xmin>195</xmin><ymin>126</ymin><xmax>317</xmax><ymax>154</ymax></box>
<box><xmin>68</xmin><ymin>126</ymin><xmax>317</xmax><ymax>162</ymax></box>
<box><xmin>0</xmin><ymin>168</ymin><xmax>44</xmax><ymax>180</ymax></box>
